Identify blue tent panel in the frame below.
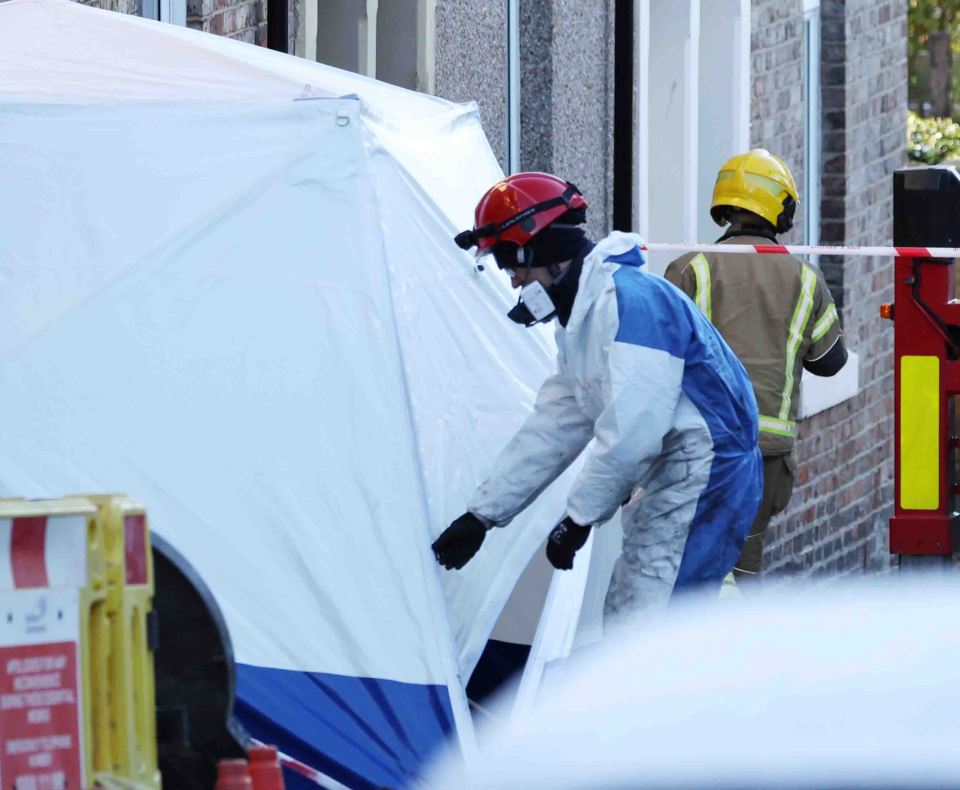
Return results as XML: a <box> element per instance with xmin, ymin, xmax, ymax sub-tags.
<box><xmin>236</xmin><ymin>665</ymin><xmax>455</xmax><ymax>789</ymax></box>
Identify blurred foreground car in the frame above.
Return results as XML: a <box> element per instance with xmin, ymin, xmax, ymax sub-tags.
<box><xmin>425</xmin><ymin>577</ymin><xmax>960</xmax><ymax>789</ymax></box>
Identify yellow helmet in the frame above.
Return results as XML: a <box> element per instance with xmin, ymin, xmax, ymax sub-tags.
<box><xmin>710</xmin><ymin>149</ymin><xmax>799</xmax><ymax>233</ymax></box>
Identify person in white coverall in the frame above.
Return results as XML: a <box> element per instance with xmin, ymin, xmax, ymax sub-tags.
<box><xmin>432</xmin><ymin>172</ymin><xmax>763</xmax><ymax>615</ymax></box>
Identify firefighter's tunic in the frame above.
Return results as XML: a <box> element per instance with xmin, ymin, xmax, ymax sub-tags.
<box><xmin>665</xmin><ymin>234</ymin><xmax>845</xmax><ymax>575</ymax></box>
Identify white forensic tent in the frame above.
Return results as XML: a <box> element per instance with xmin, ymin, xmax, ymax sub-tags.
<box><xmin>0</xmin><ymin>1</ymin><xmax>613</xmax><ymax>787</ymax></box>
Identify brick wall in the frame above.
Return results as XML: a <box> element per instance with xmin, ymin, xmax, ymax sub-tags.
<box><xmin>76</xmin><ymin>0</ymin><xmax>269</xmax><ymax>47</ymax></box>
<box><xmin>759</xmin><ymin>0</ymin><xmax>907</xmax><ymax>579</ymax></box>
<box><xmin>78</xmin><ymin>0</ymin><xmax>141</xmax><ymax>14</ymax></box>
<box><xmin>186</xmin><ymin>0</ymin><xmax>262</xmax><ymax>45</ymax></box>
<box><xmin>750</xmin><ymin>0</ymin><xmax>805</xmax><ymax>244</ymax></box>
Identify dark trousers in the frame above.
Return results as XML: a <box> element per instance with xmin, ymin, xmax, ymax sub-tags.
<box><xmin>733</xmin><ymin>453</ymin><xmax>795</xmax><ymax>581</ymax></box>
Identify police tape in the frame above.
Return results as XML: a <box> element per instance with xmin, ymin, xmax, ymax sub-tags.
<box><xmin>639</xmin><ymin>243</ymin><xmax>960</xmax><ymax>258</ymax></box>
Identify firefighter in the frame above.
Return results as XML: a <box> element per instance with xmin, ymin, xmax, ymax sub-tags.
<box><xmin>664</xmin><ymin>149</ymin><xmax>847</xmax><ymax>583</ymax></box>
<box><xmin>431</xmin><ymin>172</ymin><xmax>763</xmax><ymax>617</ymax></box>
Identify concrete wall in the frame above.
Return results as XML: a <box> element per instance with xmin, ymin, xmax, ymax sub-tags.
<box><xmin>757</xmin><ymin>0</ymin><xmax>907</xmax><ymax>578</ymax></box>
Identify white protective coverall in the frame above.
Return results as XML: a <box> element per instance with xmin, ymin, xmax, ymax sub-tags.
<box><xmin>469</xmin><ymin>232</ymin><xmax>763</xmax><ymax>617</ymax></box>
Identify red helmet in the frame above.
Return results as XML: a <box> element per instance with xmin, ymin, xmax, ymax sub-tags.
<box><xmin>455</xmin><ymin>172</ymin><xmax>587</xmax><ymax>256</ymax></box>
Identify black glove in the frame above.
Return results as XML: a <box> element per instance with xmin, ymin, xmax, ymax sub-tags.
<box><xmin>432</xmin><ymin>512</ymin><xmax>487</xmax><ymax>570</ymax></box>
<box><xmin>545</xmin><ymin>517</ymin><xmax>592</xmax><ymax>570</ymax></box>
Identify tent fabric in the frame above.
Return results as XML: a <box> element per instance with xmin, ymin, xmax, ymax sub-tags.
<box><xmin>236</xmin><ymin>667</ymin><xmax>454</xmax><ymax>790</ymax></box>
<box><xmin>0</xmin><ymin>2</ymin><xmax>584</xmax><ymax>785</ymax></box>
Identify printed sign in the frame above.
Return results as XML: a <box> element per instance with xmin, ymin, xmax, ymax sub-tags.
<box><xmin>0</xmin><ymin>590</ymin><xmax>83</xmax><ymax>790</ymax></box>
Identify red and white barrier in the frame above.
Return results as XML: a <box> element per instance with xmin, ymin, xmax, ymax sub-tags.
<box><xmin>0</xmin><ymin>515</ymin><xmax>88</xmax><ymax>591</ymax></box>
<box><xmin>640</xmin><ymin>242</ymin><xmax>960</xmax><ymax>258</ymax></box>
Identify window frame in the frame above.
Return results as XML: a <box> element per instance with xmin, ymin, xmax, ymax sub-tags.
<box><xmin>303</xmin><ymin>0</ymin><xmax>435</xmax><ymax>89</ymax></box>
<box><xmin>802</xmin><ymin>0</ymin><xmax>821</xmax><ymax>256</ymax></box>
<box><xmin>636</xmin><ymin>0</ymin><xmax>750</xmax><ymax>271</ymax></box>
<box><xmin>507</xmin><ymin>0</ymin><xmax>520</xmax><ymax>173</ymax></box>
<box><xmin>141</xmin><ymin>0</ymin><xmax>185</xmax><ymax>25</ymax></box>
<box><xmin>796</xmin><ymin>0</ymin><xmax>860</xmax><ymax>418</ymax></box>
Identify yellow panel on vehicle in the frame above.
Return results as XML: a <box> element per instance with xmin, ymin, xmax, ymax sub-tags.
<box><xmin>901</xmin><ymin>355</ymin><xmax>940</xmax><ymax>510</ymax></box>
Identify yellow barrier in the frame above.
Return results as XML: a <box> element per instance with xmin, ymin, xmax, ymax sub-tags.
<box><xmin>92</xmin><ymin>495</ymin><xmax>161</xmax><ymax>789</ymax></box>
<box><xmin>0</xmin><ymin>495</ymin><xmax>161</xmax><ymax>790</ymax></box>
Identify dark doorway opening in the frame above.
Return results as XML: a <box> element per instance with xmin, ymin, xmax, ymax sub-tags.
<box><xmin>613</xmin><ymin>0</ymin><xmax>634</xmax><ymax>231</ymax></box>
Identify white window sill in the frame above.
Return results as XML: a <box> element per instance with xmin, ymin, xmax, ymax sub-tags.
<box><xmin>798</xmin><ymin>350</ymin><xmax>860</xmax><ymax>419</ymax></box>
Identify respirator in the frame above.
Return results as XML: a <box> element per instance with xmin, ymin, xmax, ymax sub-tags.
<box><xmin>507</xmin><ymin>280</ymin><xmax>557</xmax><ymax>326</ymax></box>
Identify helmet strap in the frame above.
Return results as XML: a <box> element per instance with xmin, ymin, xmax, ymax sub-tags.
<box><xmin>776</xmin><ymin>195</ymin><xmax>797</xmax><ymax>234</ymax></box>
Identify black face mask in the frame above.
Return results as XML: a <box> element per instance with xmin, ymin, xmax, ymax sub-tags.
<box><xmin>506</xmin><ymin>239</ymin><xmax>593</xmax><ymax>328</ymax></box>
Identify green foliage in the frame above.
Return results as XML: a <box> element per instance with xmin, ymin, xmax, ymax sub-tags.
<box><xmin>908</xmin><ymin>110</ymin><xmax>960</xmax><ymax>163</ymax></box>
<box><xmin>909</xmin><ymin>0</ymin><xmax>960</xmax><ymax>62</ymax></box>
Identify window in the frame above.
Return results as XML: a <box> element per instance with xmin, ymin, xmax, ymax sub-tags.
<box><xmin>304</xmin><ymin>0</ymin><xmax>434</xmax><ymax>92</ymax></box>
<box><xmin>141</xmin><ymin>0</ymin><xmax>185</xmax><ymax>24</ymax></box>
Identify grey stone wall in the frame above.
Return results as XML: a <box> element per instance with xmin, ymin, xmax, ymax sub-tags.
<box><xmin>750</xmin><ymin>0</ymin><xmax>804</xmax><ymax>244</ymax></box>
<box><xmin>519</xmin><ymin>0</ymin><xmax>614</xmax><ymax>239</ymax></box>
<box><xmin>760</xmin><ymin>0</ymin><xmax>907</xmax><ymax>579</ymax></box>
<box><xmin>434</xmin><ymin>0</ymin><xmax>614</xmax><ymax>239</ymax></box>
<box><xmin>434</xmin><ymin>0</ymin><xmax>509</xmax><ymax>169</ymax></box>
<box><xmin>548</xmin><ymin>0</ymin><xmax>614</xmax><ymax>239</ymax></box>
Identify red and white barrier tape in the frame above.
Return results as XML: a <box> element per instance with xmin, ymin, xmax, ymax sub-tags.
<box><xmin>640</xmin><ymin>242</ymin><xmax>960</xmax><ymax>258</ymax></box>
<box><xmin>248</xmin><ymin>739</ymin><xmax>354</xmax><ymax>790</ymax></box>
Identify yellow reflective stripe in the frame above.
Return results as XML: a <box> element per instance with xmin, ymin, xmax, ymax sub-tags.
<box><xmin>778</xmin><ymin>266</ymin><xmax>817</xmax><ymax>420</ymax></box>
<box><xmin>759</xmin><ymin>415</ymin><xmax>796</xmax><ymax>437</ymax></box>
<box><xmin>811</xmin><ymin>303</ymin><xmax>839</xmax><ymax>342</ymax></box>
<box><xmin>901</xmin><ymin>356</ymin><xmax>940</xmax><ymax>510</ymax></box>
<box><xmin>690</xmin><ymin>254</ymin><xmax>712</xmax><ymax>321</ymax></box>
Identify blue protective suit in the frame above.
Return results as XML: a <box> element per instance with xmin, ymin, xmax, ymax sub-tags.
<box><xmin>469</xmin><ymin>232</ymin><xmax>763</xmax><ymax>616</ymax></box>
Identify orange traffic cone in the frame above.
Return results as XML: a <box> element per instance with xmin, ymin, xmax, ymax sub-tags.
<box><xmin>248</xmin><ymin>744</ymin><xmax>285</xmax><ymax>790</ymax></box>
<box><xmin>216</xmin><ymin>758</ymin><xmax>254</xmax><ymax>790</ymax></box>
